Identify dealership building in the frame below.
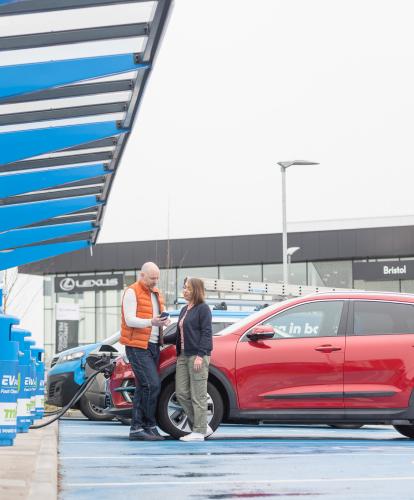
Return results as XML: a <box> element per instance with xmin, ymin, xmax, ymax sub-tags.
<box><xmin>22</xmin><ymin>215</ymin><xmax>414</xmax><ymax>359</ymax></box>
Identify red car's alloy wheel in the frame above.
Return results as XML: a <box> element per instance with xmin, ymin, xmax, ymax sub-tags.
<box><xmin>156</xmin><ymin>380</ymin><xmax>224</xmax><ymax>439</ymax></box>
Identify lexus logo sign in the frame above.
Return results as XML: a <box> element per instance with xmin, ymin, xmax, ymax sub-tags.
<box><xmin>59</xmin><ymin>277</ymin><xmax>76</xmax><ymax>292</ymax></box>
<box><xmin>55</xmin><ymin>274</ymin><xmax>124</xmax><ymax>293</ymax></box>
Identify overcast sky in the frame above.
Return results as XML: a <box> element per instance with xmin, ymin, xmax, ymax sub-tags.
<box><xmin>7</xmin><ymin>0</ymin><xmax>414</xmax><ymax>244</ymax></box>
<box><xmin>98</xmin><ymin>0</ymin><xmax>414</xmax><ymax>243</ymax></box>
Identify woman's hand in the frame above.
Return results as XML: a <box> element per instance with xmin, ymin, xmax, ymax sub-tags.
<box><xmin>193</xmin><ymin>355</ymin><xmax>203</xmax><ymax>371</ymax></box>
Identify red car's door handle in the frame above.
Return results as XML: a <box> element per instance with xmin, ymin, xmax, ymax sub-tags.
<box><xmin>314</xmin><ymin>345</ymin><xmax>342</xmax><ymax>353</ymax></box>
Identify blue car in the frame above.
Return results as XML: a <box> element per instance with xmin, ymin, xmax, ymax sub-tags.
<box><xmin>46</xmin><ymin>309</ymin><xmax>250</xmax><ymax>420</ymax></box>
<box><xmin>46</xmin><ymin>330</ymin><xmax>123</xmax><ymax>420</ymax></box>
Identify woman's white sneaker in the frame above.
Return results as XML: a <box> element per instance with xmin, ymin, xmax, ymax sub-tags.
<box><xmin>179</xmin><ymin>432</ymin><xmax>205</xmax><ymax>442</ymax></box>
<box><xmin>205</xmin><ymin>425</ymin><xmax>214</xmax><ymax>438</ymax></box>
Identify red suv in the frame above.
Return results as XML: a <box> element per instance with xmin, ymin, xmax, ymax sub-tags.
<box><xmin>107</xmin><ymin>292</ymin><xmax>414</xmax><ymax>439</ymax></box>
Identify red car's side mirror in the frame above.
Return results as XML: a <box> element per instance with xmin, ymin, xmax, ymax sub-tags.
<box><xmin>246</xmin><ymin>325</ymin><xmax>274</xmax><ymax>341</ymax></box>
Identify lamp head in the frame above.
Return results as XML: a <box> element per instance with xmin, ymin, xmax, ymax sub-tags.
<box><xmin>287</xmin><ymin>246</ymin><xmax>300</xmax><ymax>257</ymax></box>
<box><xmin>277</xmin><ymin>160</ymin><xmax>319</xmax><ymax>169</ymax></box>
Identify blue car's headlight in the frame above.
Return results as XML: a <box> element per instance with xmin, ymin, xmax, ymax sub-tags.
<box><xmin>58</xmin><ymin>351</ymin><xmax>85</xmax><ymax>364</ymax></box>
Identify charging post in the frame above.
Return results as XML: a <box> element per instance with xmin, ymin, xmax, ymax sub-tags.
<box><xmin>0</xmin><ymin>314</ymin><xmax>20</xmax><ymax>446</ymax></box>
<box><xmin>10</xmin><ymin>329</ymin><xmax>36</xmax><ymax>433</ymax></box>
<box><xmin>30</xmin><ymin>347</ymin><xmax>45</xmax><ymax>420</ymax></box>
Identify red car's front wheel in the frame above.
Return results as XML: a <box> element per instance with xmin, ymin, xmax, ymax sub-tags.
<box><xmin>156</xmin><ymin>379</ymin><xmax>224</xmax><ymax>439</ymax></box>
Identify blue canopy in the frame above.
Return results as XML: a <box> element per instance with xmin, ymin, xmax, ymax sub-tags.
<box><xmin>0</xmin><ymin>241</ymin><xmax>90</xmax><ymax>271</ymax></box>
<box><xmin>0</xmin><ymin>0</ymin><xmax>172</xmax><ymax>270</ymax></box>
<box><xmin>0</xmin><ymin>222</ymin><xmax>94</xmax><ymax>251</ymax></box>
<box><xmin>0</xmin><ymin>54</ymin><xmax>148</xmax><ymax>100</ymax></box>
<box><xmin>0</xmin><ymin>163</ymin><xmax>108</xmax><ymax>198</ymax></box>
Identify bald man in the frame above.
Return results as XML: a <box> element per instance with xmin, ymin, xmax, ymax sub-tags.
<box><xmin>120</xmin><ymin>262</ymin><xmax>170</xmax><ymax>441</ymax></box>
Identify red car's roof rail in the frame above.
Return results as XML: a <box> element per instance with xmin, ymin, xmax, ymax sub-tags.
<box><xmin>200</xmin><ymin>277</ymin><xmax>357</xmax><ymax>300</ymax></box>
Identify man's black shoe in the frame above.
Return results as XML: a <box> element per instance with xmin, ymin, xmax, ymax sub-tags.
<box><xmin>144</xmin><ymin>427</ymin><xmax>165</xmax><ymax>440</ymax></box>
<box><xmin>129</xmin><ymin>429</ymin><xmax>163</xmax><ymax>441</ymax></box>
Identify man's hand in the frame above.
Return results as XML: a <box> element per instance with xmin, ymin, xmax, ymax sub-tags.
<box><xmin>151</xmin><ymin>316</ymin><xmax>170</xmax><ymax>327</ymax></box>
<box><xmin>193</xmin><ymin>355</ymin><xmax>203</xmax><ymax>371</ymax></box>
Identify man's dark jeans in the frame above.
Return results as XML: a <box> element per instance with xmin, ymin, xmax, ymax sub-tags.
<box><xmin>126</xmin><ymin>343</ymin><xmax>160</xmax><ymax>430</ymax></box>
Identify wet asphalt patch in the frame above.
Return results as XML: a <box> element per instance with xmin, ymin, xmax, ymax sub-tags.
<box><xmin>59</xmin><ymin>420</ymin><xmax>414</xmax><ymax>500</ymax></box>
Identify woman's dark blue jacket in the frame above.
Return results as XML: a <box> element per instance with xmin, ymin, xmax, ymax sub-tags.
<box><xmin>175</xmin><ymin>302</ymin><xmax>213</xmax><ymax>357</ymax></box>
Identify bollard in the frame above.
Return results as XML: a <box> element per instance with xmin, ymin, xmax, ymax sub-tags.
<box><xmin>0</xmin><ymin>313</ymin><xmax>20</xmax><ymax>446</ymax></box>
<box><xmin>24</xmin><ymin>338</ymin><xmax>37</xmax><ymax>426</ymax></box>
<box><xmin>30</xmin><ymin>347</ymin><xmax>45</xmax><ymax>420</ymax></box>
<box><xmin>25</xmin><ymin>340</ymin><xmax>37</xmax><ymax>422</ymax></box>
<box><xmin>10</xmin><ymin>329</ymin><xmax>36</xmax><ymax>433</ymax></box>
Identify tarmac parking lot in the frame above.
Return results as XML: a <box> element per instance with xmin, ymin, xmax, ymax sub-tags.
<box><xmin>59</xmin><ymin>418</ymin><xmax>414</xmax><ymax>500</ymax></box>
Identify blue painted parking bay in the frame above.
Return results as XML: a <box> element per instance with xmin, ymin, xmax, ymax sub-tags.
<box><xmin>60</xmin><ymin>420</ymin><xmax>414</xmax><ymax>499</ymax></box>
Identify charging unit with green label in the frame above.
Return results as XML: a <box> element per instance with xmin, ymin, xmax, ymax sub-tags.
<box><xmin>30</xmin><ymin>347</ymin><xmax>45</xmax><ymax>420</ymax></box>
<box><xmin>11</xmin><ymin>329</ymin><xmax>36</xmax><ymax>433</ymax></box>
<box><xmin>0</xmin><ymin>314</ymin><xmax>20</xmax><ymax>446</ymax></box>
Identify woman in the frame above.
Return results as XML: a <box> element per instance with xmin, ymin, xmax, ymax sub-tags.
<box><xmin>175</xmin><ymin>277</ymin><xmax>214</xmax><ymax>441</ymax></box>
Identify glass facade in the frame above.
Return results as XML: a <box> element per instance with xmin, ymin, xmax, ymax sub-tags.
<box><xmin>353</xmin><ymin>279</ymin><xmax>400</xmax><ymax>292</ymax></box>
<box><xmin>263</xmin><ymin>262</ymin><xmax>307</xmax><ymax>285</ymax></box>
<box><xmin>43</xmin><ymin>257</ymin><xmax>414</xmax><ymax>360</ymax></box>
<box><xmin>308</xmin><ymin>260</ymin><xmax>353</xmax><ymax>288</ymax></box>
<box><xmin>219</xmin><ymin>265</ymin><xmax>262</xmax><ymax>282</ymax></box>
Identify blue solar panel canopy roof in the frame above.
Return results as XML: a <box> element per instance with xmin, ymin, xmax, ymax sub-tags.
<box><xmin>0</xmin><ymin>0</ymin><xmax>172</xmax><ymax>271</ymax></box>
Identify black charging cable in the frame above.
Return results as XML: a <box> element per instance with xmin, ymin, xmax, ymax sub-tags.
<box><xmin>30</xmin><ymin>354</ymin><xmax>115</xmax><ymax>429</ymax></box>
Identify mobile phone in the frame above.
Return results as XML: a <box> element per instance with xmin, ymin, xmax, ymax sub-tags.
<box><xmin>159</xmin><ymin>312</ymin><xmax>170</xmax><ymax>319</ymax></box>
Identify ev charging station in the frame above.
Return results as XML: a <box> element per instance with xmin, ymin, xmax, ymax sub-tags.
<box><xmin>0</xmin><ymin>0</ymin><xmax>173</xmax><ymax>453</ymax></box>
<box><xmin>0</xmin><ymin>314</ymin><xmax>19</xmax><ymax>446</ymax></box>
<box><xmin>10</xmin><ymin>329</ymin><xmax>36</xmax><ymax>433</ymax></box>
<box><xmin>30</xmin><ymin>347</ymin><xmax>45</xmax><ymax>420</ymax></box>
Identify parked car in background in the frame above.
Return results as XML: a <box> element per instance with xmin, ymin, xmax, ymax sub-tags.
<box><xmin>46</xmin><ymin>330</ymin><xmax>123</xmax><ymax>420</ymax></box>
<box><xmin>107</xmin><ymin>292</ymin><xmax>414</xmax><ymax>439</ymax></box>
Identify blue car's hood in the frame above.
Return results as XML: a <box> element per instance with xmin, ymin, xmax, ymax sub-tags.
<box><xmin>56</xmin><ymin>342</ymin><xmax>100</xmax><ymax>358</ymax></box>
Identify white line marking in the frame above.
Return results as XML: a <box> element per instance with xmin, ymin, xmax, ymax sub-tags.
<box><xmin>60</xmin><ymin>441</ymin><xmax>131</xmax><ymax>444</ymax></box>
<box><xmin>59</xmin><ymin>439</ymin><xmax>411</xmax><ymax>445</ymax></box>
<box><xmin>60</xmin><ymin>452</ymin><xmax>414</xmax><ymax>460</ymax></box>
<box><xmin>60</xmin><ymin>425</ymin><xmax>93</xmax><ymax>427</ymax></box>
<box><xmin>61</xmin><ymin>433</ymin><xmax>127</xmax><ymax>436</ymax></box>
<box><xmin>66</xmin><ymin>476</ymin><xmax>414</xmax><ymax>487</ymax></box>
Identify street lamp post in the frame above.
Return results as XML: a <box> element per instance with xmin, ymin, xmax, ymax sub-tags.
<box><xmin>287</xmin><ymin>246</ymin><xmax>300</xmax><ymax>285</ymax></box>
<box><xmin>277</xmin><ymin>160</ymin><xmax>319</xmax><ymax>289</ymax></box>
